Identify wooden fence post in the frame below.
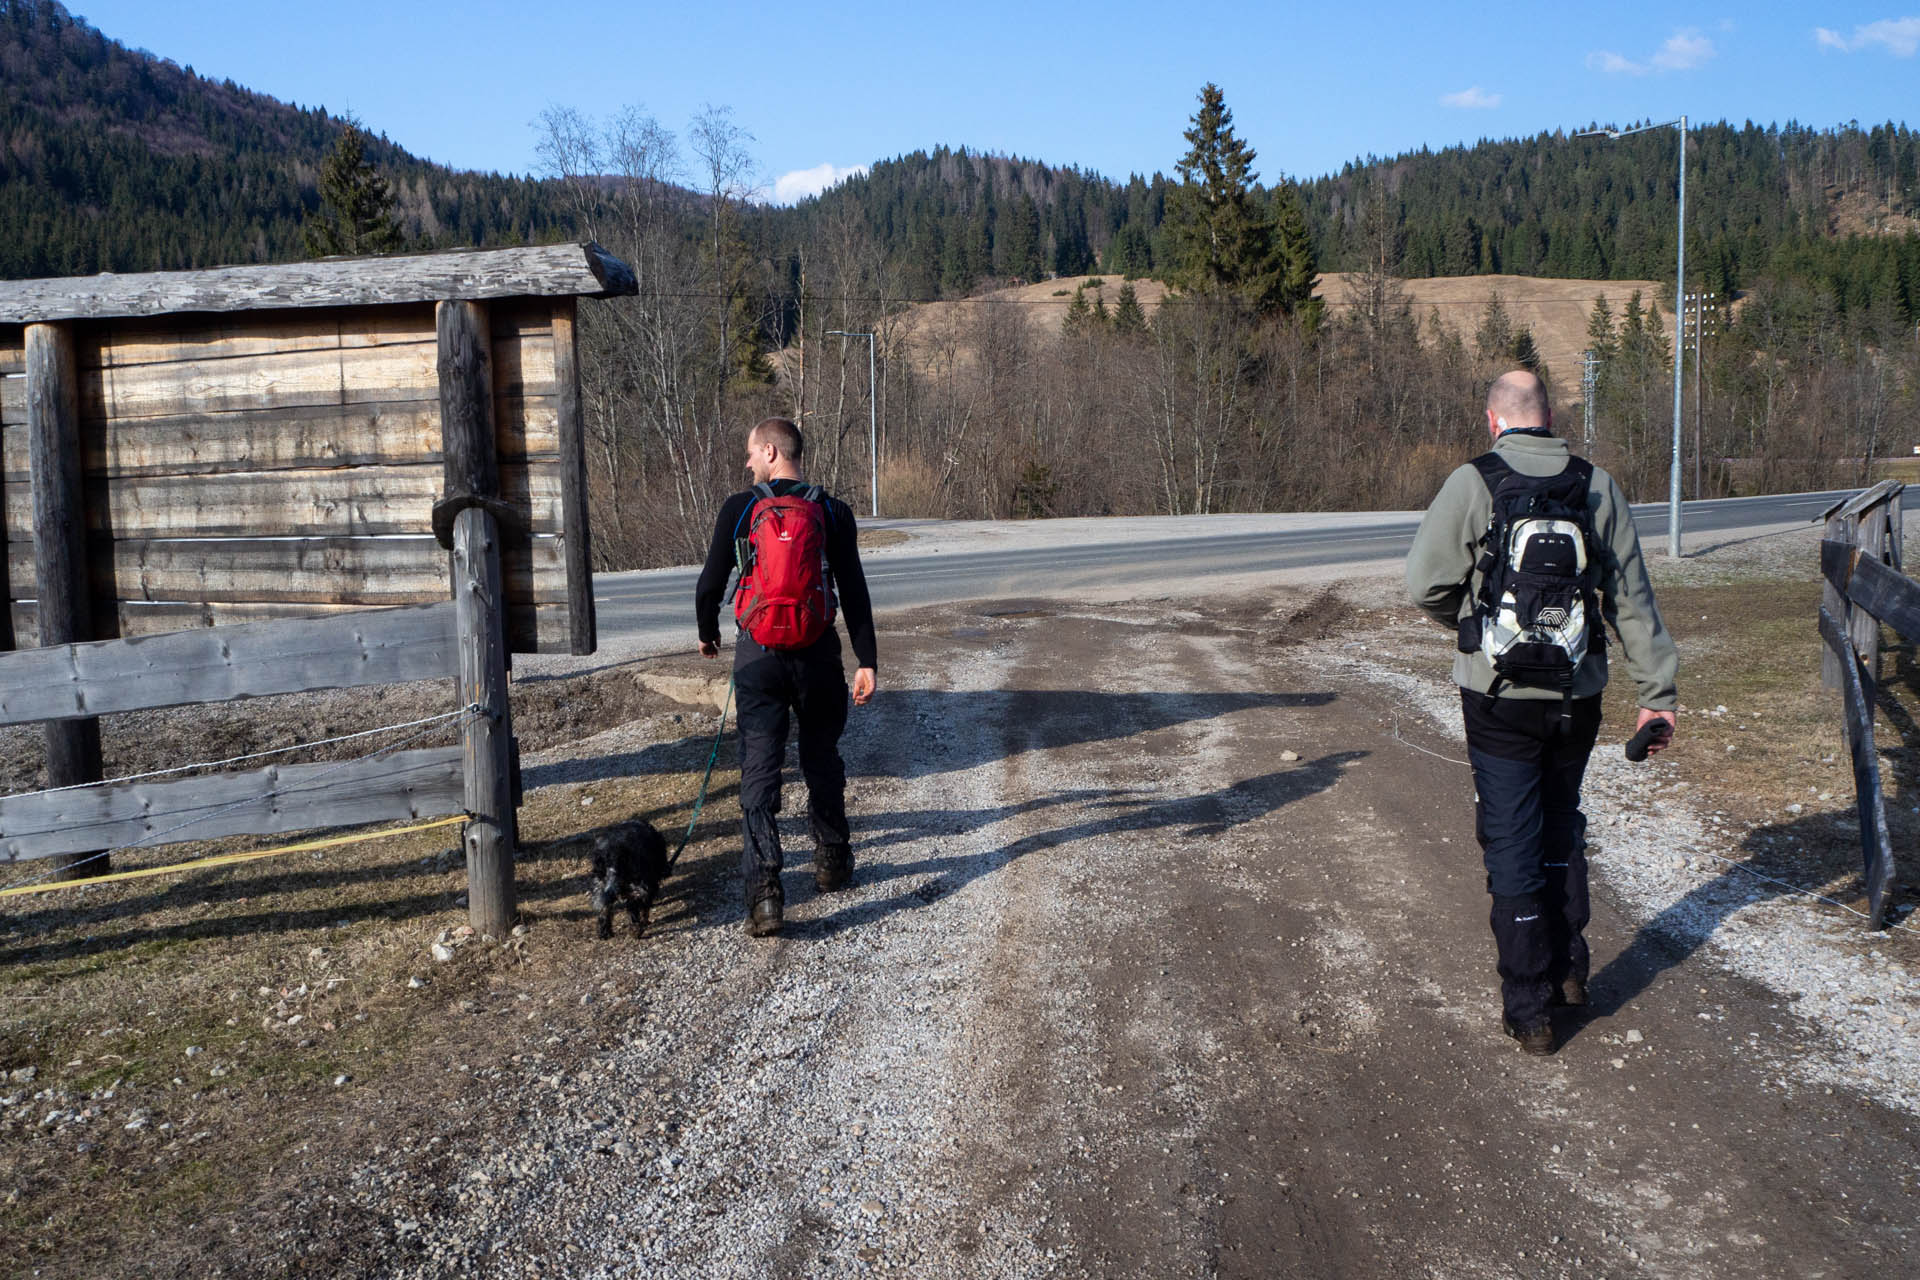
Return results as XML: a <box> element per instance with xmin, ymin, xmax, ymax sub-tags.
<box><xmin>550</xmin><ymin>297</ymin><xmax>596</xmax><ymax>655</ymax></box>
<box><xmin>1822</xmin><ymin>512</ymin><xmax>1849</xmax><ymax>693</ymax></box>
<box><xmin>24</xmin><ymin>321</ymin><xmax>105</xmax><ymax>881</ymax></box>
<box><xmin>1853</xmin><ymin>503</ymin><xmax>1888</xmax><ymax>681</ymax></box>
<box><xmin>437</xmin><ymin>300</ymin><xmax>516</xmax><ymax>938</ymax></box>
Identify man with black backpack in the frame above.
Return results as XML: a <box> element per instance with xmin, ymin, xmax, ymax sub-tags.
<box><xmin>696</xmin><ymin>418</ymin><xmax>877</xmax><ymax>937</ymax></box>
<box><xmin>1406</xmin><ymin>370</ymin><xmax>1678</xmax><ymax>1056</ymax></box>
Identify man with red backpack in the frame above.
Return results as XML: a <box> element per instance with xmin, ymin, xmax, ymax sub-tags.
<box><xmin>695</xmin><ymin>418</ymin><xmax>877</xmax><ymax>937</ymax></box>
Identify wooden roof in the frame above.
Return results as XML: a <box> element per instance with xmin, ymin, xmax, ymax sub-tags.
<box><xmin>0</xmin><ymin>242</ymin><xmax>636</xmax><ymax>325</ymax></box>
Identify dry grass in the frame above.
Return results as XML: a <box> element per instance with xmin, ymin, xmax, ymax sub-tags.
<box><xmin>0</xmin><ymin>661</ymin><xmax>744</xmax><ymax>1276</ymax></box>
<box><xmin>857</xmin><ymin>527</ymin><xmax>910</xmax><ymax>550</ymax></box>
<box><xmin>1317</xmin><ymin>272</ymin><xmax>1665</xmax><ymax>391</ymax></box>
<box><xmin>886</xmin><ymin>271</ymin><xmax>1663</xmax><ymax>393</ymax></box>
<box><xmin>1601</xmin><ymin>573</ymin><xmax>1920</xmax><ymax>957</ymax></box>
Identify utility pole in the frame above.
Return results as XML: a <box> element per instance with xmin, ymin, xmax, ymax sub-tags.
<box><xmin>1577</xmin><ymin>116</ymin><xmax>1688</xmax><ymax>556</ymax></box>
<box><xmin>825</xmin><ymin>329</ymin><xmax>878</xmax><ymax>518</ymax></box>
<box><xmin>1581</xmin><ymin>348</ymin><xmax>1602</xmax><ymax>453</ymax></box>
<box><xmin>1682</xmin><ymin>290</ymin><xmax>1716</xmax><ymax>498</ymax></box>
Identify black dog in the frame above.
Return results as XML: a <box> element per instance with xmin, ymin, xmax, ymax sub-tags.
<box><xmin>586</xmin><ymin>819</ymin><xmax>669</xmax><ymax>939</ymax></box>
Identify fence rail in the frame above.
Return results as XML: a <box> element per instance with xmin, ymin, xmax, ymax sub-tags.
<box><xmin>0</xmin><ymin>745</ymin><xmax>464</xmax><ymax>863</ymax></box>
<box><xmin>1818</xmin><ymin>481</ymin><xmax>1906</xmax><ymax>928</ymax></box>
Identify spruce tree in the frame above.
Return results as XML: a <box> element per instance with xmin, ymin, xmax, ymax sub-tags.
<box><xmin>1510</xmin><ymin>326</ymin><xmax>1544</xmax><ymax>376</ymax></box>
<box><xmin>1474</xmin><ymin>291</ymin><xmax>1513</xmax><ymax>361</ymax></box>
<box><xmin>1063</xmin><ymin>282</ymin><xmax>1093</xmax><ymax>335</ymax></box>
<box><xmin>303</xmin><ymin>123</ymin><xmax>401</xmax><ymax>257</ymax></box>
<box><xmin>1112</xmin><ymin>282</ymin><xmax>1148</xmax><ymax>334</ymax></box>
<box><xmin>1270</xmin><ymin>180</ymin><xmax>1320</xmax><ymax>322</ymax></box>
<box><xmin>1162</xmin><ymin>83</ymin><xmax>1290</xmax><ymax>314</ymax></box>
<box><xmin>1585</xmin><ymin>295</ymin><xmax>1616</xmax><ymax>359</ymax></box>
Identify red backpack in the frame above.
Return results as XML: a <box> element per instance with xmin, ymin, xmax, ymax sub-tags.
<box><xmin>732</xmin><ymin>483</ymin><xmax>837</xmax><ymax>649</ymax></box>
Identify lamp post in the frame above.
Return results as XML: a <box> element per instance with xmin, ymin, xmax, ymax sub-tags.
<box><xmin>1578</xmin><ymin>116</ymin><xmax>1687</xmax><ymax>558</ymax></box>
<box><xmin>825</xmin><ymin>329</ymin><xmax>878</xmax><ymax>518</ymax></box>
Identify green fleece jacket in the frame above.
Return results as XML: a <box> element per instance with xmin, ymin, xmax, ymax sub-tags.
<box><xmin>1404</xmin><ymin>431</ymin><xmax>1679</xmax><ymax>710</ymax></box>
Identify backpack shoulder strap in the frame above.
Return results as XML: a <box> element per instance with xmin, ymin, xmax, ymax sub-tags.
<box><xmin>801</xmin><ymin>485</ymin><xmax>824</xmax><ymax>503</ymax></box>
<box><xmin>732</xmin><ymin>487</ymin><xmax>772</xmax><ymax>541</ymax></box>
<box><xmin>1470</xmin><ymin>451</ymin><xmax>1510</xmax><ymax>492</ymax></box>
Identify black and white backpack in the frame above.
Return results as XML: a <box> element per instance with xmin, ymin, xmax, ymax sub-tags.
<box><xmin>1457</xmin><ymin>453</ymin><xmax>1602</xmax><ymax>705</ymax></box>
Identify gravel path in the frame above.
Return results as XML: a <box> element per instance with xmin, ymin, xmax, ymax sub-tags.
<box><xmin>301</xmin><ymin>580</ymin><xmax>1917</xmax><ymax>1278</ymax></box>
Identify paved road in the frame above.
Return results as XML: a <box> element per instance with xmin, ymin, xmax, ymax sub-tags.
<box><xmin>579</xmin><ymin>490</ymin><xmax>1847</xmax><ymax>659</ymax></box>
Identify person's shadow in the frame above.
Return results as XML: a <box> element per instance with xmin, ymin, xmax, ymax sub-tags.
<box><xmin>776</xmin><ymin>750</ymin><xmax>1370</xmax><ymax>940</ymax></box>
<box><xmin>1566</xmin><ymin>797</ymin><xmax>1894</xmax><ymax>1046</ymax></box>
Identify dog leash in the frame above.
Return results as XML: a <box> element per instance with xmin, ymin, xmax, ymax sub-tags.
<box><xmin>668</xmin><ymin>675</ymin><xmax>734</xmax><ymax>871</ymax></box>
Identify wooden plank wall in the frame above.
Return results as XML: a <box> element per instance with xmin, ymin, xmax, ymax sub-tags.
<box><xmin>0</xmin><ymin>302</ymin><xmax>577</xmax><ymax>653</ymax></box>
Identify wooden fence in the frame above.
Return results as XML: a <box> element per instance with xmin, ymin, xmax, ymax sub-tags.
<box><xmin>0</xmin><ymin>244</ymin><xmax>635</xmax><ymax>936</ymax></box>
<box><xmin>1817</xmin><ymin>480</ymin><xmax>1907</xmax><ymax>928</ymax></box>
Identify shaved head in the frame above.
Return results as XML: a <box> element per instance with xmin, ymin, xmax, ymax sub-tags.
<box><xmin>750</xmin><ymin>417</ymin><xmax>805</xmax><ymax>460</ymax></box>
<box><xmin>1486</xmin><ymin>371</ymin><xmax>1551</xmax><ymax>432</ymax></box>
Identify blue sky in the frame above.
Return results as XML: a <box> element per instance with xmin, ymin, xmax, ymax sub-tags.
<box><xmin>69</xmin><ymin>3</ymin><xmax>1920</xmax><ymax>200</ymax></box>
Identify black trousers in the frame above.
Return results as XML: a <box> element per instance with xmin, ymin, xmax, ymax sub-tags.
<box><xmin>734</xmin><ymin>629</ymin><xmax>851</xmax><ymax>902</ymax></box>
<box><xmin>1461</xmin><ymin>690</ymin><xmax>1601</xmax><ymax>1025</ymax></box>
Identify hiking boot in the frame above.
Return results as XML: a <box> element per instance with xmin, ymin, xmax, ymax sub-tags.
<box><xmin>815</xmin><ymin>843</ymin><xmax>853</xmax><ymax>892</ymax></box>
<box><xmin>1502</xmin><ymin>1016</ymin><xmax>1556</xmax><ymax>1057</ymax></box>
<box><xmin>747</xmin><ymin>893</ymin><xmax>783</xmax><ymax>937</ymax></box>
<box><xmin>1551</xmin><ymin>976</ymin><xmax>1589</xmax><ymax>1009</ymax></box>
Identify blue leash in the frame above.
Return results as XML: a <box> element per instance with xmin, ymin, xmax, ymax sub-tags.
<box><xmin>668</xmin><ymin>675</ymin><xmax>734</xmax><ymax>871</ymax></box>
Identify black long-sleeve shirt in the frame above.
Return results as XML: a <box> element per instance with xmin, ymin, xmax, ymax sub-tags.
<box><xmin>694</xmin><ymin>480</ymin><xmax>878</xmax><ymax>669</ymax></box>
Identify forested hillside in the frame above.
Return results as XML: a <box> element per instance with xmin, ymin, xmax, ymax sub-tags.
<box><xmin>798</xmin><ymin>125</ymin><xmax>1920</xmax><ymax>322</ymax></box>
<box><xmin>4</xmin><ymin>0</ymin><xmax>1919</xmax><ymax>569</ymax></box>
<box><xmin>0</xmin><ymin>0</ymin><xmax>563</xmax><ymax>277</ymax></box>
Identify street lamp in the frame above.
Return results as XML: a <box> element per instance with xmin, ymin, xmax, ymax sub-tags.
<box><xmin>1577</xmin><ymin>116</ymin><xmax>1687</xmax><ymax>558</ymax></box>
<box><xmin>825</xmin><ymin>329</ymin><xmax>878</xmax><ymax>518</ymax></box>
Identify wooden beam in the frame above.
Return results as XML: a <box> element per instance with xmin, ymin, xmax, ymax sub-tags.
<box><xmin>0</xmin><ymin>602</ymin><xmax>458</xmax><ymax>725</ymax></box>
<box><xmin>0</xmin><ymin>242</ymin><xmax>638</xmax><ymax>325</ymax></box>
<box><xmin>2</xmin><ymin>461</ymin><xmax>563</xmax><ymax>540</ymax></box>
<box><xmin>1824</xmin><ymin>542</ymin><xmax>1920</xmax><ymax>647</ymax></box>
<box><xmin>2</xmin><ymin>397</ymin><xmax>560</xmax><ymax>482</ymax></box>
<box><xmin>1821</xmin><ymin>515</ymin><xmax>1849</xmax><ymax>692</ymax></box>
<box><xmin>26</xmin><ymin>320</ymin><xmax>105</xmax><ymax>879</ymax></box>
<box><xmin>11</xmin><ymin>598</ymin><xmax>573</xmax><ymax>652</ymax></box>
<box><xmin>550</xmin><ymin>298</ymin><xmax>595</xmax><ymax>655</ymax></box>
<box><xmin>0</xmin><ymin>746</ymin><xmax>464</xmax><ymax>862</ymax></box>
<box><xmin>6</xmin><ymin>534</ymin><xmax>568</xmax><ymax>607</ymax></box>
<box><xmin>439</xmin><ymin>300</ymin><xmax>517</xmax><ymax>936</ymax></box>
<box><xmin>1818</xmin><ymin>604</ymin><xmax>1897</xmax><ymax>928</ymax></box>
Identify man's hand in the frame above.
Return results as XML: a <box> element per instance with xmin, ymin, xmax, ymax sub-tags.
<box><xmin>1634</xmin><ymin>707</ymin><xmax>1676</xmax><ymax>754</ymax></box>
<box><xmin>699</xmin><ymin>640</ymin><xmax>720</xmax><ymax>659</ymax></box>
<box><xmin>851</xmin><ymin>667</ymin><xmax>876</xmax><ymax>706</ymax></box>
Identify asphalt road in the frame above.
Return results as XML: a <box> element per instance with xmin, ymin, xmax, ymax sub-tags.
<box><xmin>581</xmin><ymin>490</ymin><xmax>1848</xmax><ymax>658</ymax></box>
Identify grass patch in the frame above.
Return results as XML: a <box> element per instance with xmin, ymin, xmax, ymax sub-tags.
<box><xmin>1595</xmin><ymin>569</ymin><xmax>1920</xmax><ymax>958</ymax></box>
<box><xmin>859</xmin><ymin>526</ymin><xmax>911</xmax><ymax>550</ymax></box>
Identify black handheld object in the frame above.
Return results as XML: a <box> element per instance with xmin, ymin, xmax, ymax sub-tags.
<box><xmin>1623</xmin><ymin>720</ymin><xmax>1672</xmax><ymax>762</ymax></box>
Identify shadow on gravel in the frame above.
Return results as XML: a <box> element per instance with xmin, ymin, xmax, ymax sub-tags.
<box><xmin>520</xmin><ymin>728</ymin><xmax>730</xmax><ymax>791</ymax></box>
<box><xmin>1687</xmin><ymin>526</ymin><xmax>1802</xmax><ymax>557</ymax></box>
<box><xmin>853</xmin><ymin>688</ymin><xmax>1338</xmax><ymax>780</ymax></box>
<box><xmin>1567</xmin><ymin>808</ymin><xmax>1885</xmax><ymax>1046</ymax></box>
<box><xmin>783</xmin><ymin>750</ymin><xmax>1369</xmax><ymax>939</ymax></box>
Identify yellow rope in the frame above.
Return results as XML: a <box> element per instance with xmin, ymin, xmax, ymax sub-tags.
<box><xmin>0</xmin><ymin>815</ymin><xmax>467</xmax><ymax>900</ymax></box>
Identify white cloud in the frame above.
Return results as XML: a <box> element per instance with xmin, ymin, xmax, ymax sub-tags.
<box><xmin>772</xmin><ymin>162</ymin><xmax>869</xmax><ymax>204</ymax></box>
<box><xmin>1587</xmin><ymin>49</ymin><xmax>1646</xmax><ymax>75</ymax></box>
<box><xmin>1589</xmin><ymin>26</ymin><xmax>1717</xmax><ymax>74</ymax></box>
<box><xmin>1440</xmin><ymin>86</ymin><xmax>1502</xmax><ymax>109</ymax></box>
<box><xmin>1814</xmin><ymin>17</ymin><xmax>1920</xmax><ymax>56</ymax></box>
<box><xmin>1652</xmin><ymin>28</ymin><xmax>1716</xmax><ymax>70</ymax></box>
